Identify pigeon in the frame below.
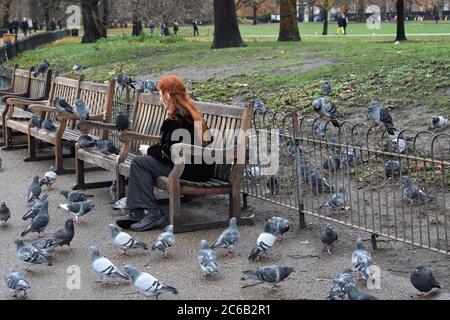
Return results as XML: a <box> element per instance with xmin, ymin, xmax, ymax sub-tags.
<box><xmin>136</xmin><ymin>79</ymin><xmax>158</xmax><ymax>93</ymax></box>
<box><xmin>40</xmin><ymin>166</ymin><xmax>57</xmax><ymax>188</ymax></box>
<box><xmin>351</xmin><ymin>237</ymin><xmax>373</xmax><ymax>282</ymax></box>
<box><xmin>286</xmin><ymin>139</ymin><xmax>304</xmax><ymax>158</ymax></box>
<box><xmin>113</xmin><ymin>197</ymin><xmax>128</xmax><ymax>214</ymax></box>
<box><xmin>312</xmin><ymin>98</ymin><xmax>341</xmax><ymax>127</ymax></box>
<box><xmin>54</xmin><ymin>97</ymin><xmax>74</xmax><ymax>114</ymax></box>
<box><xmin>211</xmin><ymin>218</ymin><xmax>240</xmax><ymax>256</ymax></box>
<box><xmin>254</xmin><ymin>100</ymin><xmax>267</xmax><ymax>114</ymax></box>
<box><xmin>15</xmin><ymin>239</ymin><xmax>53</xmax><ymax>270</ymax></box>
<box><xmin>77</xmin><ymin>135</ymin><xmax>97</xmax><ymax>150</ymax></box>
<box><xmin>319</xmin><ymin>186</ymin><xmax>347</xmax><ymax>215</ymax></box>
<box><xmin>322</xmin><ymin>81</ymin><xmax>332</xmax><ymax>96</ymax></box>
<box><xmin>60</xmin><ymin>191</ymin><xmax>94</xmax><ymax>203</ymax></box>
<box><xmin>326</xmin><ymin>268</ymin><xmax>356</xmax><ymax>300</ymax></box>
<box><xmin>53</xmin><ymin>219</ymin><xmax>75</xmax><ymax>247</ymax></box>
<box><xmin>249</xmin><ymin>222</ymin><xmax>277</xmax><ymax>261</ymax></box>
<box><xmin>74</xmin><ymin>99</ymin><xmax>90</xmax><ymax>120</ymax></box>
<box><xmin>109</xmin><ymin>181</ymin><xmax>117</xmax><ymax>202</ymax></box>
<box><xmin>266</xmin><ymin>217</ymin><xmax>290</xmax><ymax>241</ymax></box>
<box><xmin>115</xmin><ymin>111</ymin><xmax>129</xmax><ymax>131</ymax></box>
<box><xmin>385</xmin><ymin>160</ymin><xmax>402</xmax><ymax>178</ymax></box>
<box><xmin>305</xmin><ymin>169</ymin><xmax>335</xmax><ymax>194</ymax></box>
<box><xmin>21</xmin><ymin>206</ymin><xmax>49</xmax><ymax>238</ymax></box>
<box><xmin>123</xmin><ymin>265</ymin><xmax>178</xmax><ymax>300</ymax></box>
<box><xmin>108</xmin><ymin>224</ymin><xmax>148</xmax><ymax>255</ymax></box>
<box><xmin>60</xmin><ymin>200</ymin><xmax>94</xmax><ymax>223</ymax></box>
<box><xmin>27</xmin><ymin>176</ymin><xmax>42</xmax><ymax>203</ymax></box>
<box><xmin>117</xmin><ymin>74</ymin><xmax>136</xmax><ymax>89</ymax></box>
<box><xmin>72</xmin><ymin>64</ymin><xmax>83</xmax><ymax>72</ymax></box>
<box><xmin>96</xmin><ymin>139</ymin><xmax>118</xmax><ymax>157</ymax></box>
<box><xmin>0</xmin><ymin>201</ymin><xmax>11</xmax><ymax>226</ymax></box>
<box><xmin>431</xmin><ymin>116</ymin><xmax>448</xmax><ymax>130</ymax></box>
<box><xmin>410</xmin><ymin>265</ymin><xmax>441</xmax><ymax>295</ymax></box>
<box><xmin>89</xmin><ymin>246</ymin><xmax>129</xmax><ymax>284</ymax></box>
<box><xmin>31</xmin><ymin>115</ymin><xmax>44</xmax><ymax>129</ymax></box>
<box><xmin>322</xmin><ymin>155</ymin><xmax>340</xmax><ymax>172</ymax></box>
<box><xmin>151</xmin><ymin>225</ymin><xmax>175</xmax><ymax>257</ymax></box>
<box><xmin>341</xmin><ymin>148</ymin><xmax>360</xmax><ymax>167</ymax></box>
<box><xmin>401</xmin><ymin>176</ymin><xmax>432</xmax><ymax>205</ymax></box>
<box><xmin>242</xmin><ymin>265</ymin><xmax>295</xmax><ymax>292</ymax></box>
<box><xmin>33</xmin><ymin>60</ymin><xmax>49</xmax><ymax>77</ymax></box>
<box><xmin>31</xmin><ymin>237</ymin><xmax>61</xmax><ymax>255</ymax></box>
<box><xmin>198</xmin><ymin>240</ymin><xmax>220</xmax><ymax>276</ymax></box>
<box><xmin>368</xmin><ymin>101</ymin><xmax>395</xmax><ymax>134</ymax></box>
<box><xmin>387</xmin><ymin>131</ymin><xmax>406</xmax><ymax>154</ymax></box>
<box><xmin>4</xmin><ymin>269</ymin><xmax>31</xmax><ymax>298</ymax></box>
<box><xmin>41</xmin><ymin>120</ymin><xmax>57</xmax><ymax>133</ymax></box>
<box><xmin>23</xmin><ymin>194</ymin><xmax>49</xmax><ymax>221</ymax></box>
<box><xmin>321</xmin><ymin>224</ymin><xmax>338</xmax><ymax>254</ymax></box>
<box><xmin>313</xmin><ymin>121</ymin><xmax>327</xmax><ymax>139</ymax></box>
<box><xmin>342</xmin><ymin>283</ymin><xmax>379</xmax><ymax>300</ymax></box>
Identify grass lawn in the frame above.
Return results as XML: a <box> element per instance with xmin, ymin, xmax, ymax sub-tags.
<box><xmin>7</xmin><ymin>22</ymin><xmax>450</xmax><ymax>120</ymax></box>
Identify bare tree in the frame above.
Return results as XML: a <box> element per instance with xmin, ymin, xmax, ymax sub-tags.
<box><xmin>278</xmin><ymin>0</ymin><xmax>301</xmax><ymax>41</ymax></box>
<box><xmin>211</xmin><ymin>0</ymin><xmax>246</xmax><ymax>48</ymax></box>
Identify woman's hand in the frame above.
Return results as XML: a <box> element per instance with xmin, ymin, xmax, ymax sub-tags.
<box><xmin>139</xmin><ymin>144</ymin><xmax>150</xmax><ymax>155</ymax></box>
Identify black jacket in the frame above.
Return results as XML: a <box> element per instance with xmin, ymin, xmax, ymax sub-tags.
<box><xmin>147</xmin><ymin>113</ymin><xmax>215</xmax><ymax>182</ymax></box>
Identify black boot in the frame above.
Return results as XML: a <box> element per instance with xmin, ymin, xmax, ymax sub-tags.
<box><xmin>116</xmin><ymin>208</ymin><xmax>146</xmax><ymax>229</ymax></box>
<box><xmin>130</xmin><ymin>209</ymin><xmax>168</xmax><ymax>232</ymax></box>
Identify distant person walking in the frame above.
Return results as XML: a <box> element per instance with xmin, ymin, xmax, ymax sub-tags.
<box><xmin>149</xmin><ymin>22</ymin><xmax>156</xmax><ymax>35</ymax></box>
<box><xmin>28</xmin><ymin>19</ymin><xmax>33</xmax><ymax>35</ymax></box>
<box><xmin>33</xmin><ymin>19</ymin><xmax>38</xmax><ymax>33</ymax></box>
<box><xmin>193</xmin><ymin>20</ymin><xmax>199</xmax><ymax>36</ymax></box>
<box><xmin>21</xmin><ymin>18</ymin><xmax>28</xmax><ymax>37</ymax></box>
<box><xmin>337</xmin><ymin>15</ymin><xmax>345</xmax><ymax>35</ymax></box>
<box><xmin>173</xmin><ymin>21</ymin><xmax>179</xmax><ymax>35</ymax></box>
<box><xmin>342</xmin><ymin>14</ymin><xmax>348</xmax><ymax>35</ymax></box>
<box><xmin>132</xmin><ymin>16</ymin><xmax>143</xmax><ymax>36</ymax></box>
<box><xmin>49</xmin><ymin>19</ymin><xmax>57</xmax><ymax>31</ymax></box>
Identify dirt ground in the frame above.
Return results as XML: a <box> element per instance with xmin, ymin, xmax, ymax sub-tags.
<box><xmin>0</xmin><ymin>145</ymin><xmax>449</xmax><ymax>300</ymax></box>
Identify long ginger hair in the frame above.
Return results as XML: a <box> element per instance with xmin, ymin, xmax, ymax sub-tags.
<box><xmin>157</xmin><ymin>75</ymin><xmax>210</xmax><ymax>146</ymax></box>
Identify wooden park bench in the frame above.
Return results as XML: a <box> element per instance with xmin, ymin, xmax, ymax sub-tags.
<box><xmin>75</xmin><ymin>92</ymin><xmax>254</xmax><ymax>233</ymax></box>
<box><xmin>4</xmin><ymin>75</ymin><xmax>115</xmax><ymax>174</ymax></box>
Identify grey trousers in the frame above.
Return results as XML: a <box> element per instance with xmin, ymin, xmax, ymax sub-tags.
<box><xmin>126</xmin><ymin>155</ymin><xmax>173</xmax><ymax>210</ymax></box>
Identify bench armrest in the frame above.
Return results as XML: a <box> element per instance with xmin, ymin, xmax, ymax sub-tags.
<box><xmin>0</xmin><ymin>88</ymin><xmax>13</xmax><ymax>96</ymax></box>
<box><xmin>28</xmin><ymin>104</ymin><xmax>57</xmax><ymax>114</ymax></box>
<box><xmin>7</xmin><ymin>97</ymin><xmax>49</xmax><ymax>107</ymax></box>
<box><xmin>119</xmin><ymin>131</ymin><xmax>161</xmax><ymax>143</ymax></box>
<box><xmin>1</xmin><ymin>91</ymin><xmax>28</xmax><ymax>103</ymax></box>
<box><xmin>56</xmin><ymin>112</ymin><xmax>106</xmax><ymax>122</ymax></box>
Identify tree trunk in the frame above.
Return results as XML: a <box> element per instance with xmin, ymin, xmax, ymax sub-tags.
<box><xmin>278</xmin><ymin>0</ymin><xmax>301</xmax><ymax>42</ymax></box>
<box><xmin>2</xmin><ymin>1</ymin><xmax>10</xmax><ymax>29</ymax></box>
<box><xmin>357</xmin><ymin>0</ymin><xmax>365</xmax><ymax>23</ymax></box>
<box><xmin>395</xmin><ymin>0</ymin><xmax>407</xmax><ymax>42</ymax></box>
<box><xmin>322</xmin><ymin>8</ymin><xmax>328</xmax><ymax>36</ymax></box>
<box><xmin>81</xmin><ymin>0</ymin><xmax>103</xmax><ymax>43</ymax></box>
<box><xmin>252</xmin><ymin>2</ymin><xmax>258</xmax><ymax>25</ymax></box>
<box><xmin>211</xmin><ymin>0</ymin><xmax>246</xmax><ymax>49</ymax></box>
<box><xmin>100</xmin><ymin>0</ymin><xmax>110</xmax><ymax>38</ymax></box>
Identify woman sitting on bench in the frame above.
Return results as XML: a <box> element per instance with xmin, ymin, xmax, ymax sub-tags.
<box><xmin>117</xmin><ymin>75</ymin><xmax>215</xmax><ymax>231</ymax></box>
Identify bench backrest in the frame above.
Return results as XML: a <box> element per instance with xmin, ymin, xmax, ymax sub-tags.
<box><xmin>45</xmin><ymin>76</ymin><xmax>82</xmax><ymax>122</ymax></box>
<box><xmin>28</xmin><ymin>69</ymin><xmax>52</xmax><ymax>99</ymax></box>
<box><xmin>10</xmin><ymin>65</ymin><xmax>31</xmax><ymax>94</ymax></box>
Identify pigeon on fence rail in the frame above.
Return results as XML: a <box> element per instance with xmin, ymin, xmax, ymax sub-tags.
<box><xmin>4</xmin><ymin>269</ymin><xmax>31</xmax><ymax>298</ymax></box>
<box><xmin>387</xmin><ymin>130</ymin><xmax>406</xmax><ymax>154</ymax></box>
<box><xmin>152</xmin><ymin>225</ymin><xmax>175</xmax><ymax>257</ymax></box>
<box><xmin>33</xmin><ymin>60</ymin><xmax>49</xmax><ymax>78</ymax></box>
<box><xmin>108</xmin><ymin>224</ymin><xmax>148</xmax><ymax>255</ymax></box>
<box><xmin>254</xmin><ymin>99</ymin><xmax>267</xmax><ymax>114</ymax></box>
<box><xmin>410</xmin><ymin>265</ymin><xmax>441</xmax><ymax>295</ymax></box>
<box><xmin>211</xmin><ymin>218</ymin><xmax>240</xmax><ymax>256</ymax></box>
<box><xmin>312</xmin><ymin>98</ymin><xmax>341</xmax><ymax>127</ymax></box>
<box><xmin>368</xmin><ymin>101</ymin><xmax>395</xmax><ymax>134</ymax></box>
<box><xmin>89</xmin><ymin>246</ymin><xmax>129</xmax><ymax>284</ymax></box>
<box><xmin>242</xmin><ymin>265</ymin><xmax>294</xmax><ymax>292</ymax></box>
<box><xmin>321</xmin><ymin>224</ymin><xmax>338</xmax><ymax>254</ymax></box>
<box><xmin>326</xmin><ymin>268</ymin><xmax>356</xmax><ymax>300</ymax></box>
<box><xmin>117</xmin><ymin>74</ymin><xmax>136</xmax><ymax>89</ymax></box>
<box><xmin>198</xmin><ymin>240</ymin><xmax>220</xmax><ymax>276</ymax></box>
<box><xmin>401</xmin><ymin>176</ymin><xmax>432</xmax><ymax>205</ymax></box>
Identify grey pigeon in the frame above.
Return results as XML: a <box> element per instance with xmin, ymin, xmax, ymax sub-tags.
<box><xmin>368</xmin><ymin>101</ymin><xmax>395</xmax><ymax>134</ymax></box>
<box><xmin>351</xmin><ymin>237</ymin><xmax>373</xmax><ymax>282</ymax></box>
<box><xmin>117</xmin><ymin>74</ymin><xmax>136</xmax><ymax>89</ymax></box>
<box><xmin>410</xmin><ymin>265</ymin><xmax>441</xmax><ymax>295</ymax></box>
<box><xmin>322</xmin><ymin>155</ymin><xmax>340</xmax><ymax>172</ymax></box>
<box><xmin>115</xmin><ymin>111</ymin><xmax>129</xmax><ymax>131</ymax></box>
<box><xmin>211</xmin><ymin>218</ymin><xmax>240</xmax><ymax>255</ymax></box>
<box><xmin>113</xmin><ymin>197</ymin><xmax>129</xmax><ymax>215</ymax></box>
<box><xmin>124</xmin><ymin>265</ymin><xmax>178</xmax><ymax>300</ymax></box>
<box><xmin>27</xmin><ymin>176</ymin><xmax>42</xmax><ymax>203</ymax></box>
<box><xmin>21</xmin><ymin>206</ymin><xmax>49</xmax><ymax>238</ymax></box>
<box><xmin>72</xmin><ymin>64</ymin><xmax>83</xmax><ymax>72</ymax></box>
<box><xmin>431</xmin><ymin>116</ymin><xmax>448</xmax><ymax>130</ymax></box>
<box><xmin>312</xmin><ymin>98</ymin><xmax>341</xmax><ymax>127</ymax></box>
<box><xmin>40</xmin><ymin>166</ymin><xmax>57</xmax><ymax>188</ymax></box>
<box><xmin>385</xmin><ymin>160</ymin><xmax>402</xmax><ymax>178</ymax></box>
<box><xmin>31</xmin><ymin>115</ymin><xmax>44</xmax><ymax>129</ymax></box>
<box><xmin>41</xmin><ymin>120</ymin><xmax>57</xmax><ymax>132</ymax></box>
<box><xmin>151</xmin><ymin>225</ymin><xmax>175</xmax><ymax>257</ymax></box>
<box><xmin>96</xmin><ymin>139</ymin><xmax>118</xmax><ymax>157</ymax></box>
<box><xmin>242</xmin><ymin>265</ymin><xmax>294</xmax><ymax>291</ymax></box>
<box><xmin>313</xmin><ymin>121</ymin><xmax>327</xmax><ymax>139</ymax></box>
<box><xmin>136</xmin><ymin>79</ymin><xmax>158</xmax><ymax>93</ymax></box>
<box><xmin>249</xmin><ymin>222</ymin><xmax>277</xmax><ymax>261</ymax></box>
<box><xmin>319</xmin><ymin>186</ymin><xmax>347</xmax><ymax>215</ymax></box>
<box><xmin>60</xmin><ymin>200</ymin><xmax>94</xmax><ymax>223</ymax></box>
<box><xmin>53</xmin><ymin>219</ymin><xmax>75</xmax><ymax>247</ymax></box>
<box><xmin>0</xmin><ymin>201</ymin><xmax>11</xmax><ymax>226</ymax></box>
<box><xmin>31</xmin><ymin>237</ymin><xmax>60</xmax><ymax>255</ymax></box>
<box><xmin>74</xmin><ymin>99</ymin><xmax>90</xmax><ymax>120</ymax></box>
<box><xmin>60</xmin><ymin>190</ymin><xmax>94</xmax><ymax>203</ymax></box>
<box><xmin>23</xmin><ymin>194</ymin><xmax>49</xmax><ymax>221</ymax></box>
<box><xmin>388</xmin><ymin>130</ymin><xmax>406</xmax><ymax>154</ymax></box>
<box><xmin>322</xmin><ymin>82</ymin><xmax>332</xmax><ymax>96</ymax></box>
<box><xmin>77</xmin><ymin>135</ymin><xmax>97</xmax><ymax>150</ymax></box>
<box><xmin>341</xmin><ymin>148</ymin><xmax>360</xmax><ymax>167</ymax></box>
<box><xmin>109</xmin><ymin>181</ymin><xmax>117</xmax><ymax>202</ymax></box>
<box><xmin>89</xmin><ymin>246</ymin><xmax>129</xmax><ymax>283</ymax></box>
<box><xmin>327</xmin><ymin>268</ymin><xmax>356</xmax><ymax>300</ymax></box>
<box><xmin>33</xmin><ymin>60</ymin><xmax>49</xmax><ymax>77</ymax></box>
<box><xmin>198</xmin><ymin>240</ymin><xmax>220</xmax><ymax>276</ymax></box>
<box><xmin>108</xmin><ymin>224</ymin><xmax>148</xmax><ymax>255</ymax></box>
<box><xmin>254</xmin><ymin>100</ymin><xmax>267</xmax><ymax>114</ymax></box>
<box><xmin>321</xmin><ymin>224</ymin><xmax>338</xmax><ymax>254</ymax></box>
<box><xmin>54</xmin><ymin>97</ymin><xmax>74</xmax><ymax>114</ymax></box>
<box><xmin>305</xmin><ymin>169</ymin><xmax>335</xmax><ymax>194</ymax></box>
<box><xmin>4</xmin><ymin>269</ymin><xmax>31</xmax><ymax>298</ymax></box>
<box><xmin>401</xmin><ymin>176</ymin><xmax>432</xmax><ymax>205</ymax></box>
<box><xmin>15</xmin><ymin>239</ymin><xmax>53</xmax><ymax>270</ymax></box>
<box><xmin>342</xmin><ymin>283</ymin><xmax>379</xmax><ymax>300</ymax></box>
<box><xmin>267</xmin><ymin>216</ymin><xmax>290</xmax><ymax>240</ymax></box>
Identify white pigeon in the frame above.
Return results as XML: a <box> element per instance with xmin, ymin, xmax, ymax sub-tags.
<box><xmin>89</xmin><ymin>246</ymin><xmax>129</xmax><ymax>284</ymax></box>
<box><xmin>248</xmin><ymin>221</ymin><xmax>277</xmax><ymax>261</ymax></box>
<box><xmin>431</xmin><ymin>116</ymin><xmax>448</xmax><ymax>130</ymax></box>
<box><xmin>151</xmin><ymin>225</ymin><xmax>175</xmax><ymax>257</ymax></box>
<box><xmin>40</xmin><ymin>166</ymin><xmax>57</xmax><ymax>188</ymax></box>
<box><xmin>108</xmin><ymin>224</ymin><xmax>148</xmax><ymax>255</ymax></box>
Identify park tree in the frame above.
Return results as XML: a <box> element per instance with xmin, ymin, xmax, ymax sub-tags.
<box><xmin>278</xmin><ymin>0</ymin><xmax>301</xmax><ymax>41</ymax></box>
<box><xmin>236</xmin><ymin>0</ymin><xmax>265</xmax><ymax>25</ymax></box>
<box><xmin>304</xmin><ymin>0</ymin><xmax>337</xmax><ymax>36</ymax></box>
<box><xmin>0</xmin><ymin>0</ymin><xmax>11</xmax><ymax>29</ymax></box>
<box><xmin>211</xmin><ymin>0</ymin><xmax>246</xmax><ymax>49</ymax></box>
<box><xmin>395</xmin><ymin>0</ymin><xmax>407</xmax><ymax>41</ymax></box>
<box><xmin>81</xmin><ymin>0</ymin><xmax>109</xmax><ymax>43</ymax></box>
<box><xmin>357</xmin><ymin>0</ymin><xmax>365</xmax><ymax>22</ymax></box>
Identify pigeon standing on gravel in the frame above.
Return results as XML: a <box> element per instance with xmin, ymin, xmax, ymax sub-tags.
<box><xmin>60</xmin><ymin>200</ymin><xmax>94</xmax><ymax>223</ymax></box>
<box><xmin>431</xmin><ymin>116</ymin><xmax>448</xmax><ymax>130</ymax></box>
<box><xmin>60</xmin><ymin>190</ymin><xmax>94</xmax><ymax>203</ymax></box>
<box><xmin>96</xmin><ymin>139</ymin><xmax>118</xmax><ymax>157</ymax></box>
<box><xmin>33</xmin><ymin>60</ymin><xmax>49</xmax><ymax>77</ymax></box>
<box><xmin>77</xmin><ymin>135</ymin><xmax>97</xmax><ymax>150</ymax></box>
<box><xmin>23</xmin><ymin>194</ymin><xmax>49</xmax><ymax>221</ymax></box>
<box><xmin>342</xmin><ymin>283</ymin><xmax>379</xmax><ymax>300</ymax></box>
<box><xmin>326</xmin><ymin>268</ymin><xmax>356</xmax><ymax>300</ymax></box>
<box><xmin>41</xmin><ymin>120</ymin><xmax>57</xmax><ymax>133</ymax></box>
<box><xmin>31</xmin><ymin>237</ymin><xmax>61</xmax><ymax>255</ymax></box>
<box><xmin>385</xmin><ymin>160</ymin><xmax>402</xmax><ymax>178</ymax></box>
<box><xmin>113</xmin><ymin>197</ymin><xmax>128</xmax><ymax>215</ymax></box>
<box><xmin>21</xmin><ymin>206</ymin><xmax>49</xmax><ymax>238</ymax></box>
<box><xmin>53</xmin><ymin>219</ymin><xmax>75</xmax><ymax>247</ymax></box>
<box><xmin>54</xmin><ymin>97</ymin><xmax>74</xmax><ymax>114</ymax></box>
<box><xmin>15</xmin><ymin>239</ymin><xmax>53</xmax><ymax>270</ymax></box>
<box><xmin>319</xmin><ymin>186</ymin><xmax>347</xmax><ymax>215</ymax></box>
<box><xmin>89</xmin><ymin>246</ymin><xmax>129</xmax><ymax>284</ymax></box>
<box><xmin>266</xmin><ymin>217</ymin><xmax>290</xmax><ymax>241</ymax></box>
<box><xmin>211</xmin><ymin>217</ymin><xmax>240</xmax><ymax>256</ymax></box>
<box><xmin>123</xmin><ymin>265</ymin><xmax>178</xmax><ymax>300</ymax></box>
<box><xmin>151</xmin><ymin>225</ymin><xmax>175</xmax><ymax>257</ymax></box>
<box><xmin>198</xmin><ymin>240</ymin><xmax>220</xmax><ymax>277</ymax></box>
<box><xmin>401</xmin><ymin>176</ymin><xmax>432</xmax><ymax>205</ymax></box>
<box><xmin>27</xmin><ymin>176</ymin><xmax>42</xmax><ymax>203</ymax></box>
<box><xmin>249</xmin><ymin>221</ymin><xmax>277</xmax><ymax>261</ymax></box>
<box><xmin>40</xmin><ymin>167</ymin><xmax>57</xmax><ymax>188</ymax></box>
<box><xmin>368</xmin><ymin>101</ymin><xmax>395</xmax><ymax>134</ymax></box>
<box><xmin>410</xmin><ymin>265</ymin><xmax>441</xmax><ymax>295</ymax></box>
<box><xmin>115</xmin><ymin>111</ymin><xmax>129</xmax><ymax>131</ymax></box>
<box><xmin>351</xmin><ymin>237</ymin><xmax>373</xmax><ymax>282</ymax></box>
<box><xmin>74</xmin><ymin>99</ymin><xmax>90</xmax><ymax>120</ymax></box>
<box><xmin>321</xmin><ymin>224</ymin><xmax>338</xmax><ymax>254</ymax></box>
<box><xmin>0</xmin><ymin>201</ymin><xmax>11</xmax><ymax>226</ymax></box>
<box><xmin>4</xmin><ymin>269</ymin><xmax>31</xmax><ymax>298</ymax></box>
<box><xmin>242</xmin><ymin>265</ymin><xmax>295</xmax><ymax>292</ymax></box>
<box><xmin>108</xmin><ymin>224</ymin><xmax>148</xmax><ymax>255</ymax></box>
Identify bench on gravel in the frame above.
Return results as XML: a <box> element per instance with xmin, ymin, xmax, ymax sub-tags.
<box><xmin>4</xmin><ymin>75</ymin><xmax>115</xmax><ymax>174</ymax></box>
<box><xmin>75</xmin><ymin>92</ymin><xmax>254</xmax><ymax>233</ymax></box>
